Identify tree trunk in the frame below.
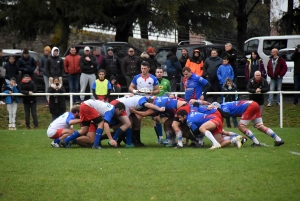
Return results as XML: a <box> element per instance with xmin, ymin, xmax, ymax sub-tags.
<box><xmin>115</xmin><ymin>24</ymin><xmax>133</xmax><ymax>42</ymax></box>
<box><xmin>177</xmin><ymin>28</ymin><xmax>189</xmax><ymax>43</ymax></box>
<box><xmin>139</xmin><ymin>21</ymin><xmax>148</xmax><ymax>39</ymax></box>
<box><xmin>285</xmin><ymin>0</ymin><xmax>294</xmax><ymax>34</ymax></box>
<box><xmin>236</xmin><ymin>0</ymin><xmax>248</xmax><ymax>52</ymax></box>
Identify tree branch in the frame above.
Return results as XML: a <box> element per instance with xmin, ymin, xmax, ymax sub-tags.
<box><xmin>246</xmin><ymin>0</ymin><xmax>260</xmax><ymax>17</ymax></box>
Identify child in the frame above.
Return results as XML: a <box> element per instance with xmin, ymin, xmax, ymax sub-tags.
<box><xmin>109</xmin><ymin>75</ymin><xmax>121</xmax><ymax>101</ymax></box>
<box><xmin>91</xmin><ymin>69</ymin><xmax>112</xmax><ymax>102</ymax></box>
<box><xmin>217</xmin><ymin>56</ymin><xmax>234</xmax><ymax>90</ymax></box>
<box><xmin>19</xmin><ymin>74</ymin><xmax>38</xmax><ymax>129</ymax></box>
<box><xmin>222</xmin><ymin>78</ymin><xmax>238</xmax><ymax>128</ymax></box>
<box><xmin>3</xmin><ymin>77</ymin><xmax>18</xmax><ymax>130</ymax></box>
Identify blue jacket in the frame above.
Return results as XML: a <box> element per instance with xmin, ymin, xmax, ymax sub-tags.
<box><xmin>3</xmin><ymin>84</ymin><xmax>19</xmax><ymax>104</ymax></box>
<box><xmin>217</xmin><ymin>64</ymin><xmax>234</xmax><ymax>84</ymax></box>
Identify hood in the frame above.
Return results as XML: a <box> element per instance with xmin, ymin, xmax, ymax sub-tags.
<box><xmin>141</xmin><ymin>52</ymin><xmax>150</xmax><ymax>59</ymax></box>
<box><xmin>166</xmin><ymin>51</ymin><xmax>175</xmax><ymax>58</ymax></box>
<box><xmin>110</xmin><ymin>75</ymin><xmax>117</xmax><ymax>82</ymax></box>
<box><xmin>51</xmin><ymin>47</ymin><xmax>60</xmax><ymax>57</ymax></box>
<box><xmin>21</xmin><ymin>77</ymin><xmax>32</xmax><ymax>83</ymax></box>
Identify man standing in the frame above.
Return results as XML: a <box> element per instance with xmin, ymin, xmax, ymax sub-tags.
<box><xmin>179</xmin><ymin>48</ymin><xmax>189</xmax><ymax>91</ymax></box>
<box><xmin>221</xmin><ymin>43</ymin><xmax>237</xmax><ymax>83</ymax></box>
<box><xmin>64</xmin><ymin>46</ymin><xmax>81</xmax><ymax>104</ymax></box>
<box><xmin>291</xmin><ymin>44</ymin><xmax>300</xmax><ymax>106</ymax></box>
<box><xmin>0</xmin><ymin>49</ymin><xmax>6</xmax><ymax>104</ymax></box>
<box><xmin>166</xmin><ymin>46</ymin><xmax>182</xmax><ymax>92</ymax></box>
<box><xmin>40</xmin><ymin>46</ymin><xmax>51</xmax><ymax>105</ymax></box>
<box><xmin>203</xmin><ymin>49</ymin><xmax>222</xmax><ymax>102</ymax></box>
<box><xmin>121</xmin><ymin>47</ymin><xmax>140</xmax><ymax>89</ymax></box>
<box><xmin>101</xmin><ymin>47</ymin><xmax>122</xmax><ymax>81</ymax></box>
<box><xmin>17</xmin><ymin>48</ymin><xmax>36</xmax><ymax>80</ymax></box>
<box><xmin>246</xmin><ymin>71</ymin><xmax>269</xmax><ymax>114</ymax></box>
<box><xmin>79</xmin><ymin>46</ymin><xmax>98</xmax><ymax>102</ymax></box>
<box><xmin>267</xmin><ymin>48</ymin><xmax>287</xmax><ymax>106</ymax></box>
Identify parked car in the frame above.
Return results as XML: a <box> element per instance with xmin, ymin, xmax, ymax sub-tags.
<box><xmin>155</xmin><ymin>44</ymin><xmax>247</xmax><ymax>90</ymax></box>
<box><xmin>278</xmin><ymin>48</ymin><xmax>295</xmax><ymax>84</ymax></box>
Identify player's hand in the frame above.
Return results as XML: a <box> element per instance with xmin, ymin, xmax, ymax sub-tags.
<box><xmin>29</xmin><ymin>91</ymin><xmax>33</xmax><ymax>95</ymax></box>
<box><xmin>200</xmin><ymin>95</ymin><xmax>204</xmax><ymax>100</ymax></box>
<box><xmin>109</xmin><ymin>139</ymin><xmax>118</xmax><ymax>147</ymax></box>
<box><xmin>189</xmin><ymin>99</ymin><xmax>197</xmax><ymax>104</ymax></box>
<box><xmin>129</xmin><ymin>106</ymin><xmax>136</xmax><ymax>113</ymax></box>
<box><xmin>158</xmin><ymin>107</ymin><xmax>165</xmax><ymax>112</ymax></box>
<box><xmin>207</xmin><ymin>105</ymin><xmax>213</xmax><ymax>110</ymax></box>
<box><xmin>199</xmin><ymin>100</ymin><xmax>211</xmax><ymax>105</ymax></box>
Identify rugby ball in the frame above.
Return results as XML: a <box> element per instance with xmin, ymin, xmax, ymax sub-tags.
<box><xmin>139</xmin><ymin>87</ymin><xmax>151</xmax><ymax>93</ymax></box>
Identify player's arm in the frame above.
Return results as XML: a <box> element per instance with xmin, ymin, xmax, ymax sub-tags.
<box><xmin>68</xmin><ymin>119</ymin><xmax>81</xmax><ymax>125</ymax></box>
<box><xmin>129</xmin><ymin>83</ymin><xmax>138</xmax><ymax>93</ymax></box>
<box><xmin>151</xmin><ymin>85</ymin><xmax>160</xmax><ymax>95</ymax></box>
<box><xmin>103</xmin><ymin>113</ymin><xmax>117</xmax><ymax>146</ymax></box>
<box><xmin>144</xmin><ymin>102</ymin><xmax>165</xmax><ymax>112</ymax></box>
<box><xmin>129</xmin><ymin>107</ymin><xmax>156</xmax><ymax>117</ymax></box>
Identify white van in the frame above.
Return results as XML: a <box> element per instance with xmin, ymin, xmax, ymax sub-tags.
<box><xmin>244</xmin><ymin>35</ymin><xmax>300</xmax><ymax>84</ymax></box>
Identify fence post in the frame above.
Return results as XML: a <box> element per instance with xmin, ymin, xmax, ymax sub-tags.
<box><xmin>70</xmin><ymin>94</ymin><xmax>73</xmax><ymax>109</ymax></box>
<box><xmin>280</xmin><ymin>91</ymin><xmax>283</xmax><ymax>128</ymax></box>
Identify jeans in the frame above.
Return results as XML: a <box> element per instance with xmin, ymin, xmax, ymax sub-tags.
<box><xmin>7</xmin><ymin>103</ymin><xmax>18</xmax><ymax>127</ymax></box>
<box><xmin>68</xmin><ymin>74</ymin><xmax>80</xmax><ymax>102</ymax></box>
<box><xmin>43</xmin><ymin>75</ymin><xmax>49</xmax><ymax>101</ymax></box>
<box><xmin>294</xmin><ymin>75</ymin><xmax>300</xmax><ymax>104</ymax></box>
<box><xmin>23</xmin><ymin>102</ymin><xmax>38</xmax><ymax>128</ymax></box>
<box><xmin>268</xmin><ymin>77</ymin><xmax>283</xmax><ymax>104</ymax></box>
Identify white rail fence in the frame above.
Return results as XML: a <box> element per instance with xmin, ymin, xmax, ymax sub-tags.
<box><xmin>1</xmin><ymin>91</ymin><xmax>298</xmax><ymax>128</ymax></box>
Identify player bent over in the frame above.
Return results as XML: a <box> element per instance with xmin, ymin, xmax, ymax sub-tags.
<box><xmin>211</xmin><ymin>100</ymin><xmax>284</xmax><ymax>146</ymax></box>
<box><xmin>60</xmin><ymin>99</ymin><xmax>125</xmax><ymax>149</ymax></box>
<box><xmin>47</xmin><ymin>105</ymin><xmax>80</xmax><ymax>147</ymax></box>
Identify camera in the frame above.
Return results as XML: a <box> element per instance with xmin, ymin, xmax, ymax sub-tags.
<box><xmin>55</xmin><ymin>83</ymin><xmax>59</xmax><ymax>86</ymax></box>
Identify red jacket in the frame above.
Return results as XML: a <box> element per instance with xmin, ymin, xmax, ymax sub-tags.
<box><xmin>64</xmin><ymin>54</ymin><xmax>81</xmax><ymax>75</ymax></box>
<box><xmin>267</xmin><ymin>56</ymin><xmax>287</xmax><ymax>79</ymax></box>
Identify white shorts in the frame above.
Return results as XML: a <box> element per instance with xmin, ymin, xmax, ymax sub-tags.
<box><xmin>240</xmin><ymin>117</ymin><xmax>263</xmax><ymax>127</ymax></box>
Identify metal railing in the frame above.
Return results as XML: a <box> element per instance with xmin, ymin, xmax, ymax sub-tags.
<box><xmin>1</xmin><ymin>91</ymin><xmax>298</xmax><ymax>128</ymax></box>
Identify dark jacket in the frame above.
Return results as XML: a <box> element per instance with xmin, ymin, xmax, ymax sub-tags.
<box><xmin>80</xmin><ymin>54</ymin><xmax>98</xmax><ymax>74</ymax></box>
<box><xmin>18</xmin><ymin>78</ymin><xmax>37</xmax><ymax>104</ymax></box>
<box><xmin>267</xmin><ymin>56</ymin><xmax>287</xmax><ymax>79</ymax></box>
<box><xmin>40</xmin><ymin>55</ymin><xmax>49</xmax><ymax>76</ymax></box>
<box><xmin>17</xmin><ymin>55</ymin><xmax>36</xmax><ymax>74</ymax></box>
<box><xmin>4</xmin><ymin>61</ymin><xmax>19</xmax><ymax>80</ymax></box>
<box><xmin>221</xmin><ymin>49</ymin><xmax>237</xmax><ymax>77</ymax></box>
<box><xmin>166</xmin><ymin>52</ymin><xmax>182</xmax><ymax>78</ymax></box>
<box><xmin>291</xmin><ymin>49</ymin><xmax>300</xmax><ymax>75</ymax></box>
<box><xmin>246</xmin><ymin>77</ymin><xmax>269</xmax><ymax>105</ymax></box>
<box><xmin>102</xmin><ymin>54</ymin><xmax>121</xmax><ymax>76</ymax></box>
<box><xmin>46</xmin><ymin>48</ymin><xmax>64</xmax><ymax>77</ymax></box>
<box><xmin>203</xmin><ymin>56</ymin><xmax>222</xmax><ymax>79</ymax></box>
<box><xmin>245</xmin><ymin>58</ymin><xmax>266</xmax><ymax>82</ymax></box>
<box><xmin>221</xmin><ymin>82</ymin><xmax>238</xmax><ymax>102</ymax></box>
<box><xmin>121</xmin><ymin>55</ymin><xmax>140</xmax><ymax>76</ymax></box>
<box><xmin>179</xmin><ymin>55</ymin><xmax>189</xmax><ymax>68</ymax></box>
<box><xmin>47</xmin><ymin>84</ymin><xmax>66</xmax><ymax>114</ymax></box>
<box><xmin>139</xmin><ymin>52</ymin><xmax>160</xmax><ymax>75</ymax></box>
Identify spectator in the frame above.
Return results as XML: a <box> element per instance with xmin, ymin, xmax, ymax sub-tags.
<box><xmin>101</xmin><ymin>47</ymin><xmax>122</xmax><ymax>82</ymax></box>
<box><xmin>245</xmin><ymin>50</ymin><xmax>266</xmax><ymax>82</ymax></box>
<box><xmin>47</xmin><ymin>77</ymin><xmax>66</xmax><ymax>121</ymax></box>
<box><xmin>18</xmin><ymin>74</ymin><xmax>38</xmax><ymax>129</ymax></box>
<box><xmin>266</xmin><ymin>48</ymin><xmax>287</xmax><ymax>106</ymax></box>
<box><xmin>179</xmin><ymin>48</ymin><xmax>189</xmax><ymax>91</ymax></box>
<box><xmin>121</xmin><ymin>47</ymin><xmax>140</xmax><ymax>89</ymax></box>
<box><xmin>64</xmin><ymin>46</ymin><xmax>81</xmax><ymax>104</ymax></box>
<box><xmin>93</xmin><ymin>47</ymin><xmax>104</xmax><ymax>69</ymax></box>
<box><xmin>109</xmin><ymin>75</ymin><xmax>121</xmax><ymax>101</ymax></box>
<box><xmin>40</xmin><ymin>46</ymin><xmax>51</xmax><ymax>104</ymax></box>
<box><xmin>0</xmin><ymin>49</ymin><xmax>5</xmax><ymax>104</ymax></box>
<box><xmin>203</xmin><ymin>49</ymin><xmax>222</xmax><ymax>102</ymax></box>
<box><xmin>17</xmin><ymin>48</ymin><xmax>36</xmax><ymax>81</ymax></box>
<box><xmin>166</xmin><ymin>46</ymin><xmax>182</xmax><ymax>92</ymax></box>
<box><xmin>185</xmin><ymin>49</ymin><xmax>204</xmax><ymax>77</ymax></box>
<box><xmin>246</xmin><ymin>71</ymin><xmax>269</xmax><ymax>114</ymax></box>
<box><xmin>92</xmin><ymin>69</ymin><xmax>112</xmax><ymax>102</ymax></box>
<box><xmin>46</xmin><ymin>47</ymin><xmax>63</xmax><ymax>86</ymax></box>
<box><xmin>3</xmin><ymin>77</ymin><xmax>18</xmax><ymax>130</ymax></box>
<box><xmin>291</xmin><ymin>44</ymin><xmax>300</xmax><ymax>106</ymax></box>
<box><xmin>4</xmin><ymin>56</ymin><xmax>19</xmax><ymax>82</ymax></box>
<box><xmin>217</xmin><ymin>56</ymin><xmax>234</xmax><ymax>90</ymax></box>
<box><xmin>139</xmin><ymin>49</ymin><xmax>160</xmax><ymax>75</ymax></box>
<box><xmin>221</xmin><ymin>43</ymin><xmax>237</xmax><ymax>83</ymax></box>
<box><xmin>79</xmin><ymin>46</ymin><xmax>98</xmax><ymax>102</ymax></box>
<box><xmin>221</xmin><ymin>78</ymin><xmax>238</xmax><ymax>128</ymax></box>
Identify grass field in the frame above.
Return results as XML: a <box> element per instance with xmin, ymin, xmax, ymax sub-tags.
<box><xmin>0</xmin><ymin>127</ymin><xmax>300</xmax><ymax>201</ymax></box>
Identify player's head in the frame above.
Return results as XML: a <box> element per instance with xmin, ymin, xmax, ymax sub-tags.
<box><xmin>155</xmin><ymin>67</ymin><xmax>164</xmax><ymax>79</ymax></box>
<box><xmin>211</xmin><ymin>102</ymin><xmax>221</xmax><ymax>109</ymax></box>
<box><xmin>182</xmin><ymin>67</ymin><xmax>192</xmax><ymax>79</ymax></box>
<box><xmin>98</xmin><ymin>69</ymin><xmax>106</xmax><ymax>81</ymax></box>
<box><xmin>71</xmin><ymin>105</ymin><xmax>80</xmax><ymax>117</ymax></box>
<box><xmin>141</xmin><ymin>61</ymin><xmax>150</xmax><ymax>76</ymax></box>
<box><xmin>114</xmin><ymin>102</ymin><xmax>126</xmax><ymax>116</ymax></box>
<box><xmin>177</xmin><ymin>110</ymin><xmax>188</xmax><ymax>123</ymax></box>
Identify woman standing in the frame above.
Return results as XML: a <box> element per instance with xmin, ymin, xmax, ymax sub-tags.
<box><xmin>48</xmin><ymin>77</ymin><xmax>66</xmax><ymax>121</ymax></box>
<box><xmin>245</xmin><ymin>50</ymin><xmax>267</xmax><ymax>82</ymax></box>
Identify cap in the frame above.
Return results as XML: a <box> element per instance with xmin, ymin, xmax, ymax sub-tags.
<box><xmin>84</xmin><ymin>46</ymin><xmax>90</xmax><ymax>51</ymax></box>
<box><xmin>44</xmin><ymin>46</ymin><xmax>51</xmax><ymax>52</ymax></box>
<box><xmin>107</xmin><ymin>47</ymin><xmax>113</xmax><ymax>52</ymax></box>
<box><xmin>23</xmin><ymin>48</ymin><xmax>29</xmax><ymax>54</ymax></box>
<box><xmin>147</xmin><ymin>47</ymin><xmax>154</xmax><ymax>53</ymax></box>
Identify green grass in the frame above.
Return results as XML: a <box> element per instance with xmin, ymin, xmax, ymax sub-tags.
<box><xmin>0</xmin><ymin>127</ymin><xmax>300</xmax><ymax>201</ymax></box>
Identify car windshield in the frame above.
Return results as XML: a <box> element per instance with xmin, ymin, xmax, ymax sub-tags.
<box><xmin>279</xmin><ymin>50</ymin><xmax>294</xmax><ymax>61</ymax></box>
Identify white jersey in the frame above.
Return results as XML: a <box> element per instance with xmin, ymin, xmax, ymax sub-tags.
<box><xmin>47</xmin><ymin>112</ymin><xmax>74</xmax><ymax>137</ymax></box>
<box><xmin>117</xmin><ymin>96</ymin><xmax>148</xmax><ymax>115</ymax></box>
<box><xmin>84</xmin><ymin>99</ymin><xmax>114</xmax><ymax>116</ymax></box>
<box><xmin>131</xmin><ymin>74</ymin><xmax>159</xmax><ymax>90</ymax></box>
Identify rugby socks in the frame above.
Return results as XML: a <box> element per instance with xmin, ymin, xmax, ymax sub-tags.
<box><xmin>204</xmin><ymin>131</ymin><xmax>220</xmax><ymax>146</ymax></box>
<box><xmin>135</xmin><ymin>130</ymin><xmax>142</xmax><ymax>143</ymax></box>
<box><xmin>54</xmin><ymin>138</ymin><xmax>60</xmax><ymax>144</ymax></box>
<box><xmin>165</xmin><ymin>130</ymin><xmax>173</xmax><ymax>144</ymax></box>
<box><xmin>156</xmin><ymin>123</ymin><xmax>163</xmax><ymax>140</ymax></box>
<box><xmin>197</xmin><ymin>135</ymin><xmax>204</xmax><ymax>145</ymax></box>
<box><xmin>93</xmin><ymin>128</ymin><xmax>104</xmax><ymax>147</ymax></box>
<box><xmin>154</xmin><ymin>126</ymin><xmax>159</xmax><ymax>139</ymax></box>
<box><xmin>113</xmin><ymin>128</ymin><xmax>124</xmax><ymax>141</ymax></box>
<box><xmin>64</xmin><ymin>131</ymin><xmax>80</xmax><ymax>144</ymax></box>
<box><xmin>175</xmin><ymin>130</ymin><xmax>183</xmax><ymax>147</ymax></box>
<box><xmin>244</xmin><ymin>129</ymin><xmax>260</xmax><ymax>144</ymax></box>
<box><xmin>265</xmin><ymin>128</ymin><xmax>282</xmax><ymax>142</ymax></box>
<box><xmin>125</xmin><ymin>128</ymin><xmax>132</xmax><ymax>145</ymax></box>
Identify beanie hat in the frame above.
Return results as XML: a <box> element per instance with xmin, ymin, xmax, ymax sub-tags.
<box><xmin>147</xmin><ymin>47</ymin><xmax>155</xmax><ymax>54</ymax></box>
<box><xmin>23</xmin><ymin>48</ymin><xmax>29</xmax><ymax>54</ymax></box>
<box><xmin>170</xmin><ymin>46</ymin><xmax>177</xmax><ymax>54</ymax></box>
<box><xmin>44</xmin><ymin>46</ymin><xmax>51</xmax><ymax>52</ymax></box>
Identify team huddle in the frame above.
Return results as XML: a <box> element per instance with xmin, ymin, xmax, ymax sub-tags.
<box><xmin>46</xmin><ymin>63</ymin><xmax>285</xmax><ymax>149</ymax></box>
